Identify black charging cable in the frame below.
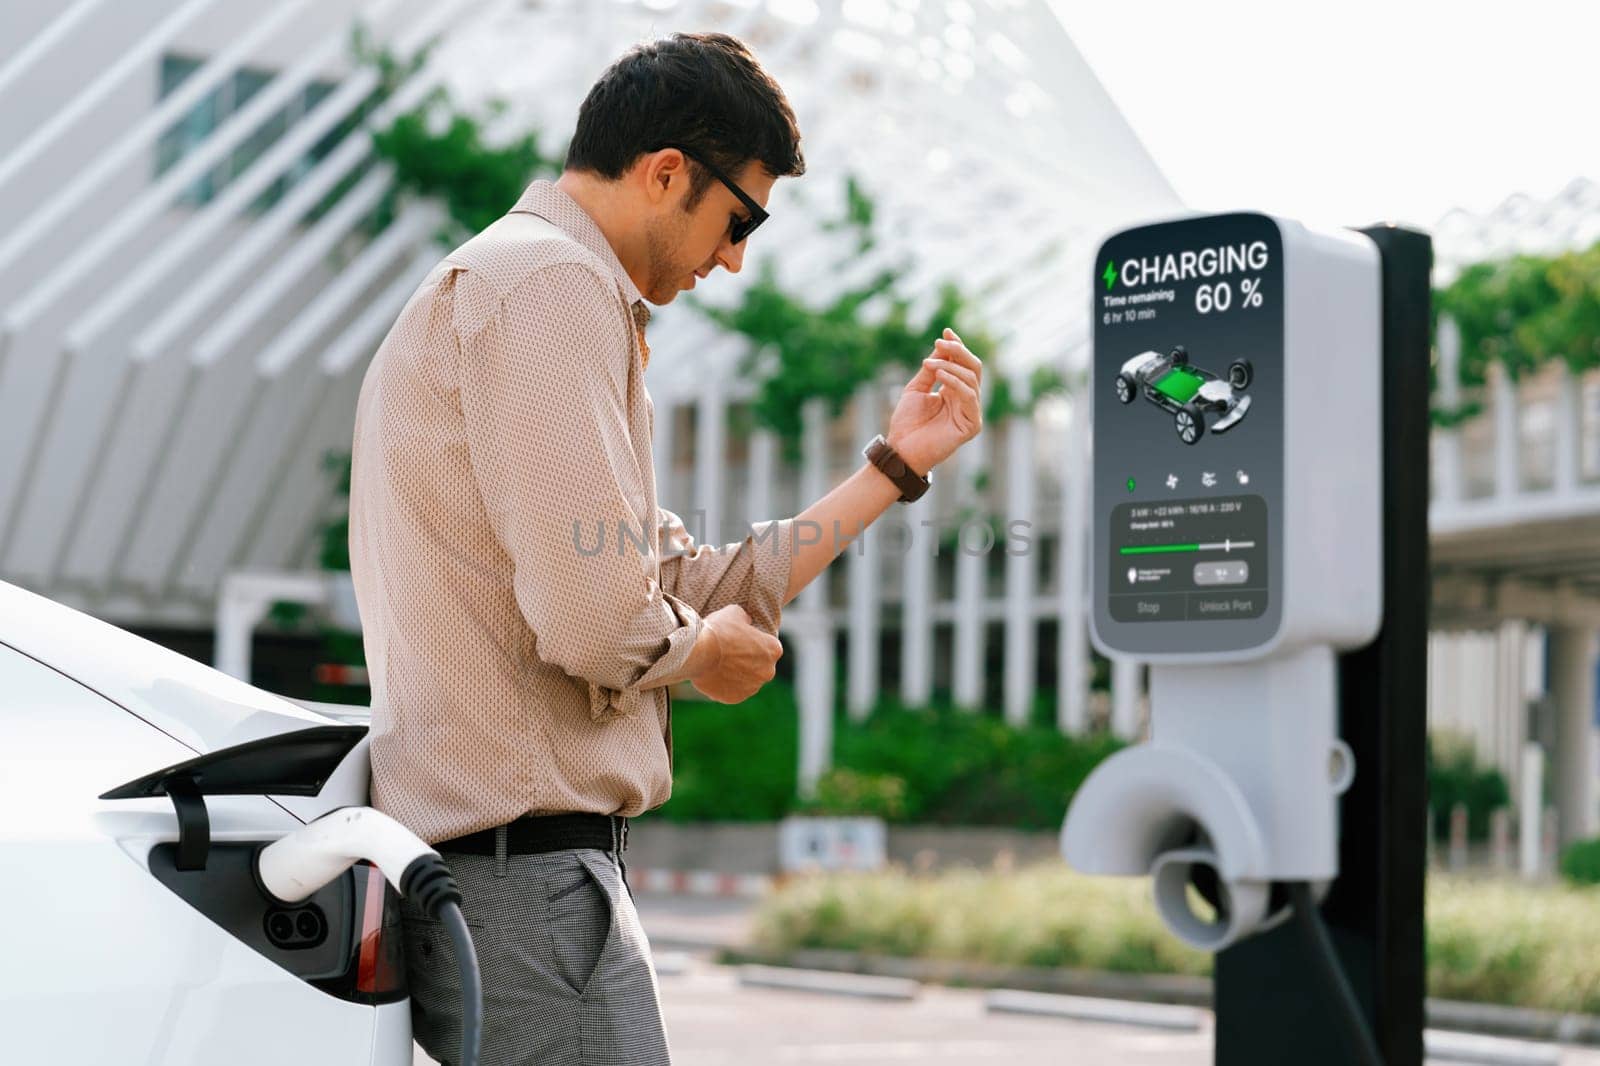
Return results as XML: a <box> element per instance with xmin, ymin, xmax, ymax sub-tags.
<box><xmin>1290</xmin><ymin>882</ymin><xmax>1384</xmax><ymax>1066</ymax></box>
<box><xmin>403</xmin><ymin>856</ymin><xmax>482</xmax><ymax>1066</ymax></box>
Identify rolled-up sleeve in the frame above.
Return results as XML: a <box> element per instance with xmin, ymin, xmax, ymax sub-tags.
<box><xmin>454</xmin><ymin>263</ymin><xmax>699</xmax><ymax>717</ymax></box>
<box><xmin>657</xmin><ymin>509</ymin><xmax>795</xmax><ymax>637</ymax></box>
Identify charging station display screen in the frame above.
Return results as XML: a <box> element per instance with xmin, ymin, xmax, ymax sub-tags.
<box><xmin>1092</xmin><ymin>213</ymin><xmax>1283</xmax><ymax>654</ymax></box>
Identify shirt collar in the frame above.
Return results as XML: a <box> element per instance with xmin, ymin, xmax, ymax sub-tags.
<box><xmin>510</xmin><ymin>179</ymin><xmax>651</xmax><ymax>329</ymax></box>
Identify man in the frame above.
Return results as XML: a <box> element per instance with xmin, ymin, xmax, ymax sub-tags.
<box><xmin>348</xmin><ymin>31</ymin><xmax>984</xmax><ymax>1066</ymax></box>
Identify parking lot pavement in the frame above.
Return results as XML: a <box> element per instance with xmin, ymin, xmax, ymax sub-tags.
<box><xmin>412</xmin><ymin>957</ymin><xmax>1214</xmax><ymax>1065</ymax></box>
<box><xmin>668</xmin><ymin>959</ymin><xmax>1600</xmax><ymax>1066</ymax></box>
<box><xmin>414</xmin><ymin>954</ymin><xmax>1600</xmax><ymax>1065</ymax></box>
<box><xmin>632</xmin><ymin>890</ymin><xmax>755</xmax><ymax>950</ymax></box>
<box><xmin>659</xmin><ymin>961</ymin><xmax>1213</xmax><ymax>1066</ymax></box>
<box><xmin>414</xmin><ymin>899</ymin><xmax>1600</xmax><ymax>1066</ymax></box>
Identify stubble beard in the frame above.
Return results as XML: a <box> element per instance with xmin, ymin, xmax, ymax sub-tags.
<box><xmin>644</xmin><ymin>208</ymin><xmax>693</xmax><ymax>305</ymax></box>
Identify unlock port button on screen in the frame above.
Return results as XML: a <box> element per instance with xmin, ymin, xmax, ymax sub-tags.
<box><xmin>1193</xmin><ymin>560</ymin><xmax>1249</xmax><ymax>586</ymax></box>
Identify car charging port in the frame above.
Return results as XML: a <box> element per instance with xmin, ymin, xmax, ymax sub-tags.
<box><xmin>264</xmin><ymin>903</ymin><xmax>328</xmax><ymax>950</ymax></box>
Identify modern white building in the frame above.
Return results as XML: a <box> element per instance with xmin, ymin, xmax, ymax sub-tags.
<box><xmin>1427</xmin><ymin>177</ymin><xmax>1600</xmax><ymax>848</ymax></box>
<box><xmin>0</xmin><ymin>0</ymin><xmax>1177</xmax><ymax>724</ymax></box>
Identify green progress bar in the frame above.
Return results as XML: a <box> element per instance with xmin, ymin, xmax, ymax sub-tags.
<box><xmin>1120</xmin><ymin>543</ymin><xmax>1200</xmax><ymax>555</ymax></box>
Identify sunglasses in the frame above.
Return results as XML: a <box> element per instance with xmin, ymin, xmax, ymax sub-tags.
<box><xmin>654</xmin><ymin>143</ymin><xmax>768</xmax><ymax>244</ymax></box>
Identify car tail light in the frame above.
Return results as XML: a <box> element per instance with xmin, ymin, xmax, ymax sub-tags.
<box><xmin>354</xmin><ymin>861</ymin><xmax>406</xmax><ymax>999</ymax></box>
<box><xmin>311</xmin><ymin>860</ymin><xmax>407</xmax><ymax>1004</ymax></box>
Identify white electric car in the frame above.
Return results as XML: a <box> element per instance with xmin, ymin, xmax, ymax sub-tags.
<box><xmin>0</xmin><ymin>577</ymin><xmax>415</xmax><ymax>1065</ymax></box>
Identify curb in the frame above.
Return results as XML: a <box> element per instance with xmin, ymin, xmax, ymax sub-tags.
<box><xmin>1427</xmin><ymin>998</ymin><xmax>1600</xmax><ymax>1048</ymax></box>
<box><xmin>1425</xmin><ymin>1030</ymin><xmax>1562</xmax><ymax>1066</ymax></box>
<box><xmin>719</xmin><ymin>946</ymin><xmax>1212</xmax><ymax>1007</ymax></box>
<box><xmin>986</xmin><ymin>989</ymin><xmax>1204</xmax><ymax>1032</ymax></box>
<box><xmin>985</xmin><ymin>989</ymin><xmax>1558</xmax><ymax>1065</ymax></box>
<box><xmin>737</xmin><ymin>964</ymin><xmax>920</xmax><ymax>1001</ymax></box>
<box><xmin>652</xmin><ymin>950</ymin><xmax>693</xmax><ymax>977</ymax></box>
<box><xmin>714</xmin><ymin>947</ymin><xmax>1600</xmax><ymax>1049</ymax></box>
<box><xmin>634</xmin><ymin>868</ymin><xmax>773</xmax><ymax>898</ymax></box>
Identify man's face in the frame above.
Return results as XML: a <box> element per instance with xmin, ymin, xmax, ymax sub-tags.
<box><xmin>641</xmin><ymin>157</ymin><xmax>775</xmax><ymax>305</ymax></box>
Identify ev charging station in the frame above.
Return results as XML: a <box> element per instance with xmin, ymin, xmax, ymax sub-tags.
<box><xmin>1063</xmin><ymin>214</ymin><xmax>1432</xmax><ymax>1065</ymax></box>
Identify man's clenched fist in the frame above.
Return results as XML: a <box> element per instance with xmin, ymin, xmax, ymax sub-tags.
<box><xmin>692</xmin><ymin>604</ymin><xmax>784</xmax><ymax>703</ymax></box>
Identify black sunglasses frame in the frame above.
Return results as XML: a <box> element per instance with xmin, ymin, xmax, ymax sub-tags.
<box><xmin>653</xmin><ymin>143</ymin><xmax>768</xmax><ymax>244</ymax></box>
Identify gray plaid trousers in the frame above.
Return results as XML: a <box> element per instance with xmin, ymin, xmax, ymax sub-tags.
<box><xmin>402</xmin><ymin>837</ymin><xmax>670</xmax><ymax>1065</ymax></box>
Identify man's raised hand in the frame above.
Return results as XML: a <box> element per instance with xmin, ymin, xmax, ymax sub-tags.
<box><xmin>886</xmin><ymin>327</ymin><xmax>984</xmax><ymax>476</ymax></box>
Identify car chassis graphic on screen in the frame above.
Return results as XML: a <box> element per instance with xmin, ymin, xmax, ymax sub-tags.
<box><xmin>1114</xmin><ymin>346</ymin><xmax>1254</xmax><ymax>444</ymax></box>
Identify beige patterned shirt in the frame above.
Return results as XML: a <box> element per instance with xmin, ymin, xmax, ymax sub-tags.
<box><xmin>349</xmin><ymin>180</ymin><xmax>795</xmax><ymax>844</ymax></box>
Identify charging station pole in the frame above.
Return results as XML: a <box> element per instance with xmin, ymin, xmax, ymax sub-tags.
<box><xmin>1213</xmin><ymin>225</ymin><xmax>1432</xmax><ymax>1066</ymax></box>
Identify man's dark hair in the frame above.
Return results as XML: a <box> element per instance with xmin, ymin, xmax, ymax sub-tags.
<box><xmin>565</xmin><ymin>32</ymin><xmax>805</xmax><ymax>208</ymax></box>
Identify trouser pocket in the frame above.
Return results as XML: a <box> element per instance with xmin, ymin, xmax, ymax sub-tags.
<box><xmin>532</xmin><ymin>849</ymin><xmax>618</xmax><ymax>997</ymax></box>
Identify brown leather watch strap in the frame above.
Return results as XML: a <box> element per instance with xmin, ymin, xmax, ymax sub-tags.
<box><xmin>863</xmin><ymin>434</ymin><xmax>931</xmax><ymax>503</ymax></box>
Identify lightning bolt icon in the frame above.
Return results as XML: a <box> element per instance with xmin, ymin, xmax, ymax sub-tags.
<box><xmin>1102</xmin><ymin>261</ymin><xmax>1117</xmax><ymax>291</ymax></box>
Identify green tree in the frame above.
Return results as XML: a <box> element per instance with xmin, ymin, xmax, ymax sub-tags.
<box><xmin>1434</xmin><ymin>239</ymin><xmax>1600</xmax><ymax>393</ymax></box>
<box><xmin>695</xmin><ymin>177</ymin><xmax>1069</xmax><ymax>460</ymax></box>
<box><xmin>1427</xmin><ymin>732</ymin><xmax>1511</xmax><ymax>843</ymax></box>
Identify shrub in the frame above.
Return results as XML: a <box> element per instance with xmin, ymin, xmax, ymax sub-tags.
<box><xmin>797</xmin><ymin>768</ymin><xmax>909</xmax><ymax>820</ymax></box>
<box><xmin>647</xmin><ymin>684</ymin><xmax>1123</xmax><ymax>829</ymax></box>
<box><xmin>754</xmin><ymin>865</ymin><xmax>1600</xmax><ymax>1014</ymax></box>
<box><xmin>751</xmin><ymin>864</ymin><xmax>1210</xmax><ymax>977</ymax></box>
<box><xmin>834</xmin><ymin>700</ymin><xmax>1125</xmax><ymax>829</ymax></box>
<box><xmin>1427</xmin><ymin>875</ymin><xmax>1600</xmax><ymax>1012</ymax></box>
<box><xmin>1428</xmin><ymin>732</ymin><xmax>1511</xmax><ymax>842</ymax></box>
<box><xmin>650</xmin><ymin>684</ymin><xmax>798</xmax><ymax>822</ymax></box>
<box><xmin>1561</xmin><ymin>837</ymin><xmax>1600</xmax><ymax>886</ymax></box>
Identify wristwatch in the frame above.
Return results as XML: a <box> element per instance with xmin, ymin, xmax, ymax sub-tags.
<box><xmin>863</xmin><ymin>434</ymin><xmax>932</xmax><ymax>504</ymax></box>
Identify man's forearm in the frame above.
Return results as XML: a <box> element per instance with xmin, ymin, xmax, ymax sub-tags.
<box><xmin>781</xmin><ymin>460</ymin><xmax>905</xmax><ymax>604</ymax></box>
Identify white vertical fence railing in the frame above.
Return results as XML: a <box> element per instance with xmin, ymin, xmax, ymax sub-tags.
<box><xmin>1002</xmin><ymin>406</ymin><xmax>1037</xmax><ymax>726</ymax></box>
<box><xmin>900</xmin><ymin>479</ymin><xmax>936</xmax><ymax>709</ymax></box>
<box><xmin>793</xmin><ymin>398</ymin><xmax>837</xmax><ymax>796</ymax></box>
<box><xmin>951</xmin><ymin>432</ymin><xmax>989</xmax><ymax>709</ymax></box>
<box><xmin>653</xmin><ymin>378</ymin><xmax>1141</xmax><ymax>787</ymax></box>
<box><xmin>1056</xmin><ymin>395</ymin><xmax>1092</xmax><ymax>733</ymax></box>
<box><xmin>693</xmin><ymin>383</ymin><xmax>725</xmax><ymax>556</ymax></box>
<box><xmin>846</xmin><ymin>382</ymin><xmax>882</xmax><ymax>720</ymax></box>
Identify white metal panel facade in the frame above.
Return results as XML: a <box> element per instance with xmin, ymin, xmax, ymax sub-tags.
<box><xmin>0</xmin><ymin>0</ymin><xmax>1182</xmax><ymax>632</ymax></box>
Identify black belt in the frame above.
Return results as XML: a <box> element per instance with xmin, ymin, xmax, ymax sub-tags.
<box><xmin>434</xmin><ymin>813</ymin><xmax>630</xmax><ymax>857</ymax></box>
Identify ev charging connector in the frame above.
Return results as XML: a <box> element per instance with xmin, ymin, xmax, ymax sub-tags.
<box><xmin>257</xmin><ymin>805</ymin><xmax>438</xmax><ymax>904</ymax></box>
<box><xmin>1063</xmin><ymin>212</ymin><xmax>1381</xmax><ymax>953</ymax></box>
<box><xmin>257</xmin><ymin>807</ymin><xmax>483</xmax><ymax>1066</ymax></box>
